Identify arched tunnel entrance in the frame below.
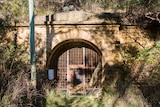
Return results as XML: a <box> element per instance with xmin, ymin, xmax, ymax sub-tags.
<box><xmin>47</xmin><ymin>39</ymin><xmax>102</xmax><ymax>96</ymax></box>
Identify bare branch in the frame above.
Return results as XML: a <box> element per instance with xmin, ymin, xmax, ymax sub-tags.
<box><xmin>145</xmin><ymin>12</ymin><xmax>160</xmax><ymax>23</ymax></box>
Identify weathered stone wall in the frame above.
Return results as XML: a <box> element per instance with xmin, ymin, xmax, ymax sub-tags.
<box><xmin>12</xmin><ymin>11</ymin><xmax>158</xmax><ymax>88</ymax></box>
<box><xmin>15</xmin><ymin>24</ymin><xmax>154</xmax><ymax>69</ymax></box>
<box><xmin>17</xmin><ymin>26</ymin><xmax>47</xmax><ymax>68</ymax></box>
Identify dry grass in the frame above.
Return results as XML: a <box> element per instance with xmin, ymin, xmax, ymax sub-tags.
<box><xmin>0</xmin><ymin>45</ymin><xmax>40</xmax><ymax>107</ymax></box>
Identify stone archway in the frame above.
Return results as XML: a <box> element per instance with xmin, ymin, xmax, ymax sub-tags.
<box><xmin>47</xmin><ymin>39</ymin><xmax>102</xmax><ymax>95</ymax></box>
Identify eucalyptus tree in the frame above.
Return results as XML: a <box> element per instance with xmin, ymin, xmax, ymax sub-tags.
<box><xmin>0</xmin><ymin>0</ymin><xmax>28</xmax><ymax>24</ymax></box>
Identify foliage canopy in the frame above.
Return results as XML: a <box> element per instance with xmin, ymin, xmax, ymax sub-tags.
<box><xmin>0</xmin><ymin>0</ymin><xmax>159</xmax><ymax>23</ymax></box>
<box><xmin>0</xmin><ymin>0</ymin><xmax>28</xmax><ymax>23</ymax></box>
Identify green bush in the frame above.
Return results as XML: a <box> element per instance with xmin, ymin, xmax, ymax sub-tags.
<box><xmin>45</xmin><ymin>90</ymin><xmax>104</xmax><ymax>107</ymax></box>
<box><xmin>0</xmin><ymin>0</ymin><xmax>28</xmax><ymax>23</ymax></box>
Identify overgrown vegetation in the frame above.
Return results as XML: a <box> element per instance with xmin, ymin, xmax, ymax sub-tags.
<box><xmin>0</xmin><ymin>0</ymin><xmax>160</xmax><ymax>107</ymax></box>
<box><xmin>35</xmin><ymin>0</ymin><xmax>160</xmax><ymax>24</ymax></box>
<box><xmin>45</xmin><ymin>90</ymin><xmax>104</xmax><ymax>107</ymax></box>
<box><xmin>0</xmin><ymin>0</ymin><xmax>28</xmax><ymax>23</ymax></box>
<box><xmin>117</xmin><ymin>42</ymin><xmax>160</xmax><ymax>107</ymax></box>
<box><xmin>0</xmin><ymin>22</ymin><xmax>38</xmax><ymax>106</ymax></box>
<box><xmin>0</xmin><ymin>38</ymin><xmax>32</xmax><ymax>106</ymax></box>
<box><xmin>120</xmin><ymin>43</ymin><xmax>160</xmax><ymax>86</ymax></box>
<box><xmin>0</xmin><ymin>0</ymin><xmax>159</xmax><ymax>24</ymax></box>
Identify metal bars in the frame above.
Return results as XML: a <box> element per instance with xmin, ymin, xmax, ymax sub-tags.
<box><xmin>57</xmin><ymin>47</ymin><xmax>100</xmax><ymax>94</ymax></box>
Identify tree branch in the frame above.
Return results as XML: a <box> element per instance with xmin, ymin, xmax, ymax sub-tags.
<box><xmin>145</xmin><ymin>12</ymin><xmax>160</xmax><ymax>23</ymax></box>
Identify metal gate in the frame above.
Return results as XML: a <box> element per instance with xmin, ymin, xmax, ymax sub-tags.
<box><xmin>57</xmin><ymin>47</ymin><xmax>100</xmax><ymax>95</ymax></box>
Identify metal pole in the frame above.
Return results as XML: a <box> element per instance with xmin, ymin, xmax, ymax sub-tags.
<box><xmin>29</xmin><ymin>0</ymin><xmax>36</xmax><ymax>88</ymax></box>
